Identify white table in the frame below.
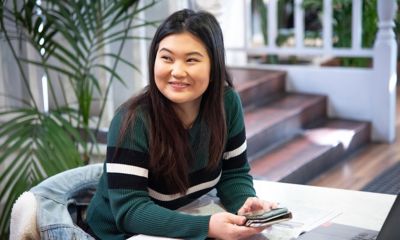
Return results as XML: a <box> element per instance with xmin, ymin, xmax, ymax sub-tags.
<box><xmin>253</xmin><ymin>180</ymin><xmax>396</xmax><ymax>231</ymax></box>
<box><xmin>130</xmin><ymin>180</ymin><xmax>396</xmax><ymax>239</ymax></box>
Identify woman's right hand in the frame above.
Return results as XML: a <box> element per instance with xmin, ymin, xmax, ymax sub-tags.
<box><xmin>208</xmin><ymin>212</ymin><xmax>265</xmax><ymax>240</ymax></box>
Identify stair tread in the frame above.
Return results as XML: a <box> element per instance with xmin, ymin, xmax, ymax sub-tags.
<box><xmin>244</xmin><ymin>93</ymin><xmax>326</xmax><ymax>137</ymax></box>
<box><xmin>230</xmin><ymin>68</ymin><xmax>286</xmax><ymax>92</ymax></box>
<box><xmin>249</xmin><ymin>119</ymin><xmax>369</xmax><ymax>182</ymax></box>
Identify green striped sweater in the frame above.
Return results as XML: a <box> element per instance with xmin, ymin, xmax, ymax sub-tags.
<box><xmin>87</xmin><ymin>88</ymin><xmax>256</xmax><ymax>240</ymax></box>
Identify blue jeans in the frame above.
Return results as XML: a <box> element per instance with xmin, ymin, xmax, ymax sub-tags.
<box><xmin>30</xmin><ymin>164</ymin><xmax>103</xmax><ymax>240</ymax></box>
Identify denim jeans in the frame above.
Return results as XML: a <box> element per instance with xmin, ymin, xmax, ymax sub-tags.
<box><xmin>30</xmin><ymin>164</ymin><xmax>103</xmax><ymax>240</ymax></box>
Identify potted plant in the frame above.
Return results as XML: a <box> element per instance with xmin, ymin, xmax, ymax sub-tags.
<box><xmin>0</xmin><ymin>0</ymin><xmax>157</xmax><ymax>238</ymax></box>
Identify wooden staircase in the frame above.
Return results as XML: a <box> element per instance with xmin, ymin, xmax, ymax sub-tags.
<box><xmin>229</xmin><ymin>67</ymin><xmax>370</xmax><ymax>184</ymax></box>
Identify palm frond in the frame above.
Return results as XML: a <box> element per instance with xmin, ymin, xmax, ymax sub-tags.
<box><xmin>0</xmin><ymin>109</ymin><xmax>84</xmax><ymax>236</ymax></box>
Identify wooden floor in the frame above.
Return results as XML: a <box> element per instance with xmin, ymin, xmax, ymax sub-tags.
<box><xmin>309</xmin><ymin>86</ymin><xmax>400</xmax><ymax>190</ymax></box>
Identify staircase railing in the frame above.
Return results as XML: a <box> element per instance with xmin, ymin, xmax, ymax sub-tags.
<box><xmin>232</xmin><ymin>0</ymin><xmax>376</xmax><ymax>58</ymax></box>
<box><xmin>225</xmin><ymin>0</ymin><xmax>397</xmax><ymax>142</ymax></box>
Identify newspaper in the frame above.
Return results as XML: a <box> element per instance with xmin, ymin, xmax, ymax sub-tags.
<box><xmin>253</xmin><ymin>204</ymin><xmax>341</xmax><ymax>240</ymax></box>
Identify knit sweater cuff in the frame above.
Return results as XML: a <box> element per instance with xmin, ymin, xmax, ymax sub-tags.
<box><xmin>188</xmin><ymin>215</ymin><xmax>211</xmax><ymax>240</ymax></box>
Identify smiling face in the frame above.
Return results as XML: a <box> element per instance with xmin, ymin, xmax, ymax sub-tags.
<box><xmin>154</xmin><ymin>32</ymin><xmax>211</xmax><ymax>111</ymax></box>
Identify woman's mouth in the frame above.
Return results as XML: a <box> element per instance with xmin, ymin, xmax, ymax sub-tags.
<box><xmin>169</xmin><ymin>81</ymin><xmax>190</xmax><ymax>90</ymax></box>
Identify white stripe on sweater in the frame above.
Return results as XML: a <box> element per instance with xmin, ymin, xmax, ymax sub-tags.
<box><xmin>106</xmin><ymin>163</ymin><xmax>148</xmax><ymax>178</ymax></box>
<box><xmin>223</xmin><ymin>140</ymin><xmax>247</xmax><ymax>160</ymax></box>
<box><xmin>148</xmin><ymin>171</ymin><xmax>221</xmax><ymax>201</ymax></box>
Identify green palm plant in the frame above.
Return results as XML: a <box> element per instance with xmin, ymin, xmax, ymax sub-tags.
<box><xmin>0</xmin><ymin>0</ymin><xmax>158</xmax><ymax>238</ymax></box>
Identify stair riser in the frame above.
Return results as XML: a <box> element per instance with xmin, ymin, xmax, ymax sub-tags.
<box><xmin>238</xmin><ymin>76</ymin><xmax>285</xmax><ymax>109</ymax></box>
<box><xmin>247</xmin><ymin>119</ymin><xmax>302</xmax><ymax>160</ymax></box>
<box><xmin>346</xmin><ymin>123</ymin><xmax>371</xmax><ymax>153</ymax></box>
<box><xmin>280</xmin><ymin>147</ymin><xmax>342</xmax><ymax>184</ymax></box>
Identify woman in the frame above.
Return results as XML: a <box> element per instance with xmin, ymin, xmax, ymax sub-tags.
<box><xmin>87</xmin><ymin>9</ymin><xmax>276</xmax><ymax>240</ymax></box>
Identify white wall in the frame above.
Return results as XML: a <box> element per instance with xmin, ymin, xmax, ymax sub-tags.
<box><xmin>0</xmin><ymin>39</ymin><xmax>35</xmax><ymax>110</ymax></box>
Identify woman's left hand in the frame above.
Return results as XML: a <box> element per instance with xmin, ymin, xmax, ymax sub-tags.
<box><xmin>237</xmin><ymin>197</ymin><xmax>278</xmax><ymax>216</ymax></box>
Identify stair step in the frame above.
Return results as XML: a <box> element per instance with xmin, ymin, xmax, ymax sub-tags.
<box><xmin>245</xmin><ymin>93</ymin><xmax>327</xmax><ymax>157</ymax></box>
<box><xmin>249</xmin><ymin>119</ymin><xmax>370</xmax><ymax>184</ymax></box>
<box><xmin>229</xmin><ymin>68</ymin><xmax>286</xmax><ymax>109</ymax></box>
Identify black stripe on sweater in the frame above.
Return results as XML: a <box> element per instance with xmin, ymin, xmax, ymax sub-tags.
<box><xmin>222</xmin><ymin>150</ymin><xmax>248</xmax><ymax>170</ymax></box>
<box><xmin>107</xmin><ymin>172</ymin><xmax>148</xmax><ymax>190</ymax></box>
<box><xmin>106</xmin><ymin>147</ymin><xmax>148</xmax><ymax>168</ymax></box>
<box><xmin>225</xmin><ymin>129</ymin><xmax>246</xmax><ymax>152</ymax></box>
<box><xmin>147</xmin><ymin>166</ymin><xmax>221</xmax><ymax>195</ymax></box>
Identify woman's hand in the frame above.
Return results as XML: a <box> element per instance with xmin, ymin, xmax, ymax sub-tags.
<box><xmin>237</xmin><ymin>197</ymin><xmax>278</xmax><ymax>216</ymax></box>
<box><xmin>208</xmin><ymin>212</ymin><xmax>265</xmax><ymax>240</ymax></box>
<box><xmin>207</xmin><ymin>198</ymin><xmax>278</xmax><ymax>239</ymax></box>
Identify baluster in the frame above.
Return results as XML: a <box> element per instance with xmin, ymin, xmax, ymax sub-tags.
<box><xmin>268</xmin><ymin>0</ymin><xmax>278</xmax><ymax>48</ymax></box>
<box><xmin>294</xmin><ymin>0</ymin><xmax>304</xmax><ymax>48</ymax></box>
<box><xmin>371</xmin><ymin>0</ymin><xmax>397</xmax><ymax>142</ymax></box>
<box><xmin>323</xmin><ymin>0</ymin><xmax>333</xmax><ymax>50</ymax></box>
<box><xmin>352</xmin><ymin>0</ymin><xmax>362</xmax><ymax>50</ymax></box>
<box><xmin>244</xmin><ymin>0</ymin><xmax>251</xmax><ymax>49</ymax></box>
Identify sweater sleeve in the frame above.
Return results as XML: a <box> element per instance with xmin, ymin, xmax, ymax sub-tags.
<box><xmin>105</xmin><ymin>109</ymin><xmax>210</xmax><ymax>240</ymax></box>
<box><xmin>216</xmin><ymin>88</ymin><xmax>257</xmax><ymax>213</ymax></box>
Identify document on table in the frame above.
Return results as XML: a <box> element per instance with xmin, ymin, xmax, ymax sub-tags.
<box><xmin>128</xmin><ymin>192</ymin><xmax>341</xmax><ymax>240</ymax></box>
<box><xmin>256</xmin><ymin>204</ymin><xmax>341</xmax><ymax>240</ymax></box>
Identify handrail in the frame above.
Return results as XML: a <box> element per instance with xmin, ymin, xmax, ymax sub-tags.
<box><xmin>228</xmin><ymin>47</ymin><xmax>373</xmax><ymax>57</ymax></box>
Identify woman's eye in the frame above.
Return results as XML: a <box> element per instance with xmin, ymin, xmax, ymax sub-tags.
<box><xmin>187</xmin><ymin>58</ymin><xmax>199</xmax><ymax>63</ymax></box>
<box><xmin>161</xmin><ymin>56</ymin><xmax>172</xmax><ymax>62</ymax></box>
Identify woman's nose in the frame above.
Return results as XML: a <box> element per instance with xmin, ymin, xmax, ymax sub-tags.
<box><xmin>171</xmin><ymin>62</ymin><xmax>187</xmax><ymax>78</ymax></box>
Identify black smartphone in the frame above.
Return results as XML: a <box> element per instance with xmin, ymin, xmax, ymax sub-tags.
<box><xmin>243</xmin><ymin>207</ymin><xmax>293</xmax><ymax>228</ymax></box>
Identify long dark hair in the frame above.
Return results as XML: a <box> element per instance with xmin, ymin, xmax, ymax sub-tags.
<box><xmin>119</xmin><ymin>9</ymin><xmax>233</xmax><ymax>193</ymax></box>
